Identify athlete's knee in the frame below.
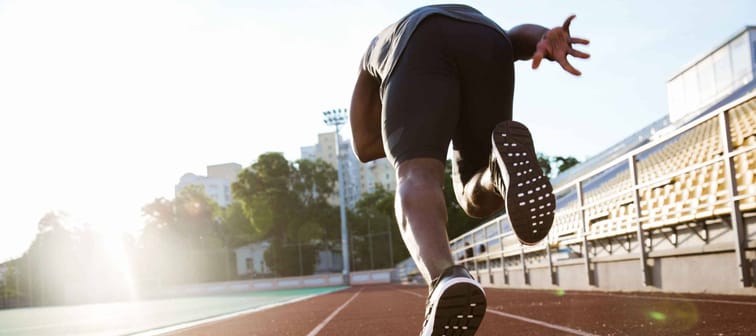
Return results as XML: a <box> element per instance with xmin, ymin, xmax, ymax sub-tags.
<box><xmin>397</xmin><ymin>175</ymin><xmax>440</xmax><ymax>205</ymax></box>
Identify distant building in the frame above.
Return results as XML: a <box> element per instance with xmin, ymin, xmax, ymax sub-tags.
<box><xmin>300</xmin><ymin>131</ymin><xmax>396</xmax><ymax>208</ymax></box>
<box><xmin>234</xmin><ymin>242</ymin><xmax>271</xmax><ymax>277</ymax></box>
<box><xmin>207</xmin><ymin>163</ymin><xmax>243</xmax><ymax>182</ymax></box>
<box><xmin>175</xmin><ymin>163</ymin><xmax>242</xmax><ymax>207</ymax></box>
<box><xmin>233</xmin><ymin>242</ymin><xmax>342</xmax><ymax>277</ymax></box>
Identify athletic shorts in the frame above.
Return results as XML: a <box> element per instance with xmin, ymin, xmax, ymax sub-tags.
<box><xmin>381</xmin><ymin>15</ymin><xmax>514</xmax><ymax>184</ymax></box>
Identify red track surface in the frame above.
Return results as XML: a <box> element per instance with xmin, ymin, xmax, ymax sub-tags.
<box><xmin>169</xmin><ymin>285</ymin><xmax>756</xmax><ymax>336</ymax></box>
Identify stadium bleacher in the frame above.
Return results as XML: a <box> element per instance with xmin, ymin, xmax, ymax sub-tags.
<box><xmin>449</xmin><ymin>26</ymin><xmax>756</xmax><ymax>294</ymax></box>
<box><xmin>451</xmin><ymin>93</ymin><xmax>755</xmax><ymax>292</ymax></box>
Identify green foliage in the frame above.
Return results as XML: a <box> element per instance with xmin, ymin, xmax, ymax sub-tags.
<box><xmin>0</xmin><ymin>260</ymin><xmax>20</xmax><ymax>306</ymax></box>
<box><xmin>12</xmin><ymin>212</ymin><xmax>143</xmax><ymax>306</ymax></box>
<box><xmin>536</xmin><ymin>153</ymin><xmax>581</xmax><ymax>178</ymax></box>
<box><xmin>351</xmin><ymin>185</ymin><xmax>408</xmax><ymax>270</ymax></box>
<box><xmin>537</xmin><ymin>152</ymin><xmax>553</xmax><ymax>177</ymax></box>
<box><xmin>443</xmin><ymin>161</ymin><xmax>486</xmax><ymax>240</ymax></box>
<box><xmin>233</xmin><ymin>153</ymin><xmax>296</xmax><ymax>241</ymax></box>
<box><xmin>174</xmin><ymin>185</ymin><xmax>222</xmax><ymax>246</ymax></box>
<box><xmin>139</xmin><ymin>187</ymin><xmax>232</xmax><ymax>286</ymax></box>
<box><xmin>232</xmin><ymin>153</ymin><xmax>339</xmax><ymax>276</ymax></box>
<box><xmin>554</xmin><ymin>156</ymin><xmax>580</xmax><ymax>174</ymax></box>
<box><xmin>263</xmin><ymin>240</ymin><xmax>317</xmax><ymax>277</ymax></box>
<box><xmin>220</xmin><ymin>201</ymin><xmax>260</xmax><ymax>247</ymax></box>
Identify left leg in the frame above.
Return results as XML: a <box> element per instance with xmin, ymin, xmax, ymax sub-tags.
<box><xmin>451</xmin><ymin>151</ymin><xmax>505</xmax><ymax>218</ymax></box>
<box><xmin>448</xmin><ymin>22</ymin><xmax>515</xmax><ymax>219</ymax></box>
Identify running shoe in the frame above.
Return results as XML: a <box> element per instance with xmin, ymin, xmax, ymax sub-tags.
<box><xmin>420</xmin><ymin>265</ymin><xmax>486</xmax><ymax>336</ymax></box>
<box><xmin>490</xmin><ymin>120</ymin><xmax>555</xmax><ymax>245</ymax></box>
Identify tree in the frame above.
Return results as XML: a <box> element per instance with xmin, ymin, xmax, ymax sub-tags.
<box><xmin>139</xmin><ymin>187</ymin><xmax>229</xmax><ymax>285</ymax></box>
<box><xmin>18</xmin><ymin>212</ymin><xmax>135</xmax><ymax>305</ymax></box>
<box><xmin>0</xmin><ymin>260</ymin><xmax>20</xmax><ymax>308</ymax></box>
<box><xmin>232</xmin><ymin>153</ymin><xmax>339</xmax><ymax>276</ymax></box>
<box><xmin>233</xmin><ymin>153</ymin><xmax>295</xmax><ymax>242</ymax></box>
<box><xmin>554</xmin><ymin>156</ymin><xmax>580</xmax><ymax>175</ymax></box>
<box><xmin>535</xmin><ymin>153</ymin><xmax>580</xmax><ymax>178</ymax></box>
<box><xmin>537</xmin><ymin>152</ymin><xmax>553</xmax><ymax>177</ymax></box>
<box><xmin>352</xmin><ymin>185</ymin><xmax>409</xmax><ymax>270</ymax></box>
<box><xmin>220</xmin><ymin>201</ymin><xmax>259</xmax><ymax>248</ymax></box>
<box><xmin>174</xmin><ymin>184</ymin><xmax>222</xmax><ymax>249</ymax></box>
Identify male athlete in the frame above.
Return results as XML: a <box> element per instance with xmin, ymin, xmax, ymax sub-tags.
<box><xmin>349</xmin><ymin>4</ymin><xmax>589</xmax><ymax>335</ymax></box>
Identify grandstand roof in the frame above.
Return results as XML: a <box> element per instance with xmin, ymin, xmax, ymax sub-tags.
<box><xmin>667</xmin><ymin>25</ymin><xmax>755</xmax><ymax>82</ymax></box>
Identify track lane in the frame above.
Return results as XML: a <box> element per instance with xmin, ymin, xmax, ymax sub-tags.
<box><xmin>168</xmin><ymin>288</ymin><xmax>359</xmax><ymax>336</ymax></box>
<box><xmin>168</xmin><ymin>285</ymin><xmax>756</xmax><ymax>336</ymax></box>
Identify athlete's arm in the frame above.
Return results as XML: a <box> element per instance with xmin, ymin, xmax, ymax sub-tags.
<box><xmin>350</xmin><ymin>69</ymin><xmax>386</xmax><ymax>162</ymax></box>
<box><xmin>509</xmin><ymin>15</ymin><xmax>590</xmax><ymax>76</ymax></box>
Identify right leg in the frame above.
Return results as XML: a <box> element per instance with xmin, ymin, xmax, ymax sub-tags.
<box><xmin>394</xmin><ymin>158</ymin><xmax>452</xmax><ymax>283</ymax></box>
<box><xmin>381</xmin><ymin>16</ymin><xmax>491</xmax><ymax>336</ymax></box>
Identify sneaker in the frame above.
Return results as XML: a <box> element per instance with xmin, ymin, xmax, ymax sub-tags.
<box><xmin>420</xmin><ymin>266</ymin><xmax>486</xmax><ymax>336</ymax></box>
<box><xmin>490</xmin><ymin>120</ymin><xmax>555</xmax><ymax>245</ymax></box>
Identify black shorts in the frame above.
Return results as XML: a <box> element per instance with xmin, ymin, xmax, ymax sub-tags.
<box><xmin>382</xmin><ymin>15</ymin><xmax>514</xmax><ymax>184</ymax></box>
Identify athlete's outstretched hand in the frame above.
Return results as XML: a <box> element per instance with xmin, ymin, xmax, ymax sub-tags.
<box><xmin>532</xmin><ymin>15</ymin><xmax>590</xmax><ymax>76</ymax></box>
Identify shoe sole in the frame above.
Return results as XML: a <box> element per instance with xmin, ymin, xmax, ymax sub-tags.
<box><xmin>491</xmin><ymin>120</ymin><xmax>555</xmax><ymax>245</ymax></box>
<box><xmin>422</xmin><ymin>278</ymin><xmax>487</xmax><ymax>336</ymax></box>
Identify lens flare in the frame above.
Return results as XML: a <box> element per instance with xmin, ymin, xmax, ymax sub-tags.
<box><xmin>648</xmin><ymin>311</ymin><xmax>667</xmax><ymax>321</ymax></box>
<box><xmin>642</xmin><ymin>299</ymin><xmax>699</xmax><ymax>332</ymax></box>
<box><xmin>555</xmin><ymin>289</ymin><xmax>566</xmax><ymax>296</ymax></box>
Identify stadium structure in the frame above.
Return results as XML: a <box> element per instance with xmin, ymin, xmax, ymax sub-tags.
<box><xmin>452</xmin><ymin>26</ymin><xmax>756</xmax><ymax>295</ymax></box>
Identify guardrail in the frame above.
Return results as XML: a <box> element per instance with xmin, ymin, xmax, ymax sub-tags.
<box><xmin>451</xmin><ymin>91</ymin><xmax>756</xmax><ymax>290</ymax></box>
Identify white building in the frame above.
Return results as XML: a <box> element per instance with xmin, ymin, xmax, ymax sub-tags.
<box><xmin>300</xmin><ymin>131</ymin><xmax>396</xmax><ymax>209</ymax></box>
<box><xmin>233</xmin><ymin>242</ymin><xmax>343</xmax><ymax>277</ymax></box>
<box><xmin>175</xmin><ymin>163</ymin><xmax>242</xmax><ymax>207</ymax></box>
<box><xmin>234</xmin><ymin>242</ymin><xmax>271</xmax><ymax>277</ymax></box>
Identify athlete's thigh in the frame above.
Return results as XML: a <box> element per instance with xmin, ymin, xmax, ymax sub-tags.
<box><xmin>381</xmin><ymin>18</ymin><xmax>460</xmax><ymax>166</ymax></box>
<box><xmin>451</xmin><ymin>25</ymin><xmax>515</xmax><ymax>184</ymax></box>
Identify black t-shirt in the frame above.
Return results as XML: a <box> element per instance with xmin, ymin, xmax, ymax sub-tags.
<box><xmin>361</xmin><ymin>4</ymin><xmax>510</xmax><ymax>90</ymax></box>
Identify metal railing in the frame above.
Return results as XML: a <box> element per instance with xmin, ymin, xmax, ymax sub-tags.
<box><xmin>451</xmin><ymin>91</ymin><xmax>756</xmax><ymax>287</ymax></box>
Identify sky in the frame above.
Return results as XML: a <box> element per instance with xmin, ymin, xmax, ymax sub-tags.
<box><xmin>0</xmin><ymin>0</ymin><xmax>754</xmax><ymax>262</ymax></box>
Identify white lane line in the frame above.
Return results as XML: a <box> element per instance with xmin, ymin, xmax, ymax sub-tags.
<box><xmin>578</xmin><ymin>292</ymin><xmax>756</xmax><ymax>306</ymax></box>
<box><xmin>399</xmin><ymin>289</ymin><xmax>597</xmax><ymax>336</ymax></box>
<box><xmin>485</xmin><ymin>310</ymin><xmax>597</xmax><ymax>336</ymax></box>
<box><xmin>134</xmin><ymin>288</ymin><xmax>349</xmax><ymax>336</ymax></box>
<box><xmin>398</xmin><ymin>289</ymin><xmax>426</xmax><ymax>298</ymax></box>
<box><xmin>306</xmin><ymin>288</ymin><xmax>363</xmax><ymax>336</ymax></box>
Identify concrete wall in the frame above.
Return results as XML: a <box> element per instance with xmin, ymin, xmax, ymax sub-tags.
<box><xmin>470</xmin><ymin>216</ymin><xmax>756</xmax><ymax>296</ymax></box>
<box><xmin>152</xmin><ymin>269</ymin><xmax>394</xmax><ymax>298</ymax></box>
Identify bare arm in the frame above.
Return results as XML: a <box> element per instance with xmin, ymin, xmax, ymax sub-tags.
<box><xmin>349</xmin><ymin>69</ymin><xmax>386</xmax><ymax>162</ymax></box>
<box><xmin>509</xmin><ymin>15</ymin><xmax>590</xmax><ymax>76</ymax></box>
<box><xmin>508</xmin><ymin>24</ymin><xmax>550</xmax><ymax>61</ymax></box>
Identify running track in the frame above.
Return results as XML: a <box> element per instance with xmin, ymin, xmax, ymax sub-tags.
<box><xmin>168</xmin><ymin>285</ymin><xmax>756</xmax><ymax>335</ymax></box>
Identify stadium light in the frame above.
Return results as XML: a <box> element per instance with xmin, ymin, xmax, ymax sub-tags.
<box><xmin>322</xmin><ymin>108</ymin><xmax>350</xmax><ymax>284</ymax></box>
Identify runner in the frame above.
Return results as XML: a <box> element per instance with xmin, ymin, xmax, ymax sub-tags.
<box><xmin>349</xmin><ymin>4</ymin><xmax>589</xmax><ymax>335</ymax></box>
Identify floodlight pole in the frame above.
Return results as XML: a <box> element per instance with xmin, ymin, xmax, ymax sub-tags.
<box><xmin>323</xmin><ymin>108</ymin><xmax>350</xmax><ymax>285</ymax></box>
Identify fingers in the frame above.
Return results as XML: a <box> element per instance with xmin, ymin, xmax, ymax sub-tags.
<box><xmin>558</xmin><ymin>58</ymin><xmax>581</xmax><ymax>76</ymax></box>
<box><xmin>562</xmin><ymin>14</ymin><xmax>576</xmax><ymax>33</ymax></box>
<box><xmin>568</xmin><ymin>48</ymin><xmax>590</xmax><ymax>59</ymax></box>
<box><xmin>570</xmin><ymin>37</ymin><xmax>590</xmax><ymax>45</ymax></box>
<box><xmin>532</xmin><ymin>51</ymin><xmax>544</xmax><ymax>70</ymax></box>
